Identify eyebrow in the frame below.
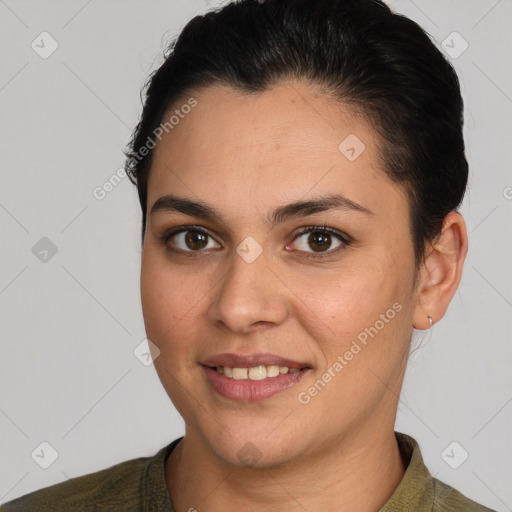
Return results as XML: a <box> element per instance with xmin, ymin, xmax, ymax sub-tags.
<box><xmin>150</xmin><ymin>193</ymin><xmax>373</xmax><ymax>226</ymax></box>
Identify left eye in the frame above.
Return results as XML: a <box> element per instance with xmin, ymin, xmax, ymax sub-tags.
<box><xmin>289</xmin><ymin>228</ymin><xmax>347</xmax><ymax>254</ymax></box>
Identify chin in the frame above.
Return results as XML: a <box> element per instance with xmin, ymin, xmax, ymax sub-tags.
<box><xmin>200</xmin><ymin>423</ymin><xmax>306</xmax><ymax>470</ymax></box>
<box><xmin>214</xmin><ymin>439</ymin><xmax>298</xmax><ymax>470</ymax></box>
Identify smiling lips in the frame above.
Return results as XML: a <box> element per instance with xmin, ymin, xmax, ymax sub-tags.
<box><xmin>201</xmin><ymin>352</ymin><xmax>310</xmax><ymax>401</ymax></box>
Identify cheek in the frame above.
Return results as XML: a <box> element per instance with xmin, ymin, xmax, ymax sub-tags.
<box><xmin>288</xmin><ymin>255</ymin><xmax>414</xmax><ymax>355</ymax></box>
<box><xmin>140</xmin><ymin>251</ymin><xmax>210</xmax><ymax>409</ymax></box>
<box><xmin>140</xmin><ymin>249</ymin><xmax>210</xmax><ymax>347</ymax></box>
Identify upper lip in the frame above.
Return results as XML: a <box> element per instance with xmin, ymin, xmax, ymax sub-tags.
<box><xmin>201</xmin><ymin>352</ymin><xmax>310</xmax><ymax>370</ymax></box>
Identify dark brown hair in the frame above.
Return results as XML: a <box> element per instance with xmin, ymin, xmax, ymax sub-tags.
<box><xmin>124</xmin><ymin>0</ymin><xmax>468</xmax><ymax>266</ymax></box>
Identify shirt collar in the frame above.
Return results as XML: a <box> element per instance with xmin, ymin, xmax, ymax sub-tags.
<box><xmin>378</xmin><ymin>431</ymin><xmax>435</xmax><ymax>511</ymax></box>
<box><xmin>142</xmin><ymin>437</ymin><xmax>181</xmax><ymax>512</ymax></box>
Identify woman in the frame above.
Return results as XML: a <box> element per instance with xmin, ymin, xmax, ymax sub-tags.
<box><xmin>1</xmin><ymin>0</ymin><xmax>498</xmax><ymax>510</ymax></box>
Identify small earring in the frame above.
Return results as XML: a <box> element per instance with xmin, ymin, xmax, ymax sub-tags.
<box><xmin>428</xmin><ymin>316</ymin><xmax>433</xmax><ymax>327</ymax></box>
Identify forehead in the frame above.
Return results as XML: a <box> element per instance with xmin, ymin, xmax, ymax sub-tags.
<box><xmin>147</xmin><ymin>81</ymin><xmax>406</xmax><ymax>219</ymax></box>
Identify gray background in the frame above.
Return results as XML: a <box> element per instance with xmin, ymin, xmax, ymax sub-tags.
<box><xmin>0</xmin><ymin>0</ymin><xmax>510</xmax><ymax>509</ymax></box>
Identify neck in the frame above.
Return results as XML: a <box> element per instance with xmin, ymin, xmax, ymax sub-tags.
<box><xmin>166</xmin><ymin>424</ymin><xmax>406</xmax><ymax>512</ymax></box>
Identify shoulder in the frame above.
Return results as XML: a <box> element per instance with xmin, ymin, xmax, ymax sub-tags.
<box><xmin>432</xmin><ymin>477</ymin><xmax>497</xmax><ymax>512</ymax></box>
<box><xmin>392</xmin><ymin>431</ymin><xmax>496</xmax><ymax>512</ymax></box>
<box><xmin>0</xmin><ymin>444</ymin><xmax>172</xmax><ymax>512</ymax></box>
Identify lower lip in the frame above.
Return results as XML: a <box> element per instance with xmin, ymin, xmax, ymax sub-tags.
<box><xmin>203</xmin><ymin>366</ymin><xmax>309</xmax><ymax>402</ymax></box>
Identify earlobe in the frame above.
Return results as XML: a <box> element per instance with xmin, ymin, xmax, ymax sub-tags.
<box><xmin>412</xmin><ymin>212</ymin><xmax>468</xmax><ymax>330</ymax></box>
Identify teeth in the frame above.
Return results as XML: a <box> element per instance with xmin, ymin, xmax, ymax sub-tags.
<box><xmin>248</xmin><ymin>366</ymin><xmax>266</xmax><ymax>380</ymax></box>
<box><xmin>215</xmin><ymin>364</ymin><xmax>302</xmax><ymax>380</ymax></box>
<box><xmin>267</xmin><ymin>365</ymin><xmax>280</xmax><ymax>377</ymax></box>
<box><xmin>232</xmin><ymin>368</ymin><xmax>248</xmax><ymax>380</ymax></box>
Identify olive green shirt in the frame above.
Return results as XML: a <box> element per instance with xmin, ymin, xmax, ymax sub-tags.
<box><xmin>1</xmin><ymin>431</ymin><xmax>496</xmax><ymax>511</ymax></box>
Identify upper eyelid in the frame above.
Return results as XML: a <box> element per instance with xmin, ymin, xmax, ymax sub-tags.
<box><xmin>164</xmin><ymin>225</ymin><xmax>214</xmax><ymax>237</ymax></box>
<box><xmin>293</xmin><ymin>225</ymin><xmax>350</xmax><ymax>239</ymax></box>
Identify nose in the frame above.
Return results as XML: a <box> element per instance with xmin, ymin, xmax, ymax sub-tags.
<box><xmin>207</xmin><ymin>246</ymin><xmax>289</xmax><ymax>334</ymax></box>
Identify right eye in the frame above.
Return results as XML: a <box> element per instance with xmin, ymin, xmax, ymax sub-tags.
<box><xmin>162</xmin><ymin>226</ymin><xmax>221</xmax><ymax>254</ymax></box>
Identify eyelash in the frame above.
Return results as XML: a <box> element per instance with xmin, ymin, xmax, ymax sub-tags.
<box><xmin>159</xmin><ymin>225</ymin><xmax>352</xmax><ymax>259</ymax></box>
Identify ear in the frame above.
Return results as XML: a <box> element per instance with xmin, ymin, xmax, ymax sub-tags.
<box><xmin>413</xmin><ymin>212</ymin><xmax>468</xmax><ymax>330</ymax></box>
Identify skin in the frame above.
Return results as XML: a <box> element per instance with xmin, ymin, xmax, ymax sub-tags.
<box><xmin>140</xmin><ymin>80</ymin><xmax>468</xmax><ymax>512</ymax></box>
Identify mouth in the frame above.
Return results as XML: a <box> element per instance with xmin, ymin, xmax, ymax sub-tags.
<box><xmin>201</xmin><ymin>353</ymin><xmax>311</xmax><ymax>402</ymax></box>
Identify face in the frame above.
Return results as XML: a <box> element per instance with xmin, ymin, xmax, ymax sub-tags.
<box><xmin>141</xmin><ymin>81</ymin><xmax>418</xmax><ymax>468</ymax></box>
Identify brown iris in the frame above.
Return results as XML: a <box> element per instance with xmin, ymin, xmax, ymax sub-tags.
<box><xmin>308</xmin><ymin>232</ymin><xmax>331</xmax><ymax>252</ymax></box>
<box><xmin>185</xmin><ymin>231</ymin><xmax>209</xmax><ymax>250</ymax></box>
